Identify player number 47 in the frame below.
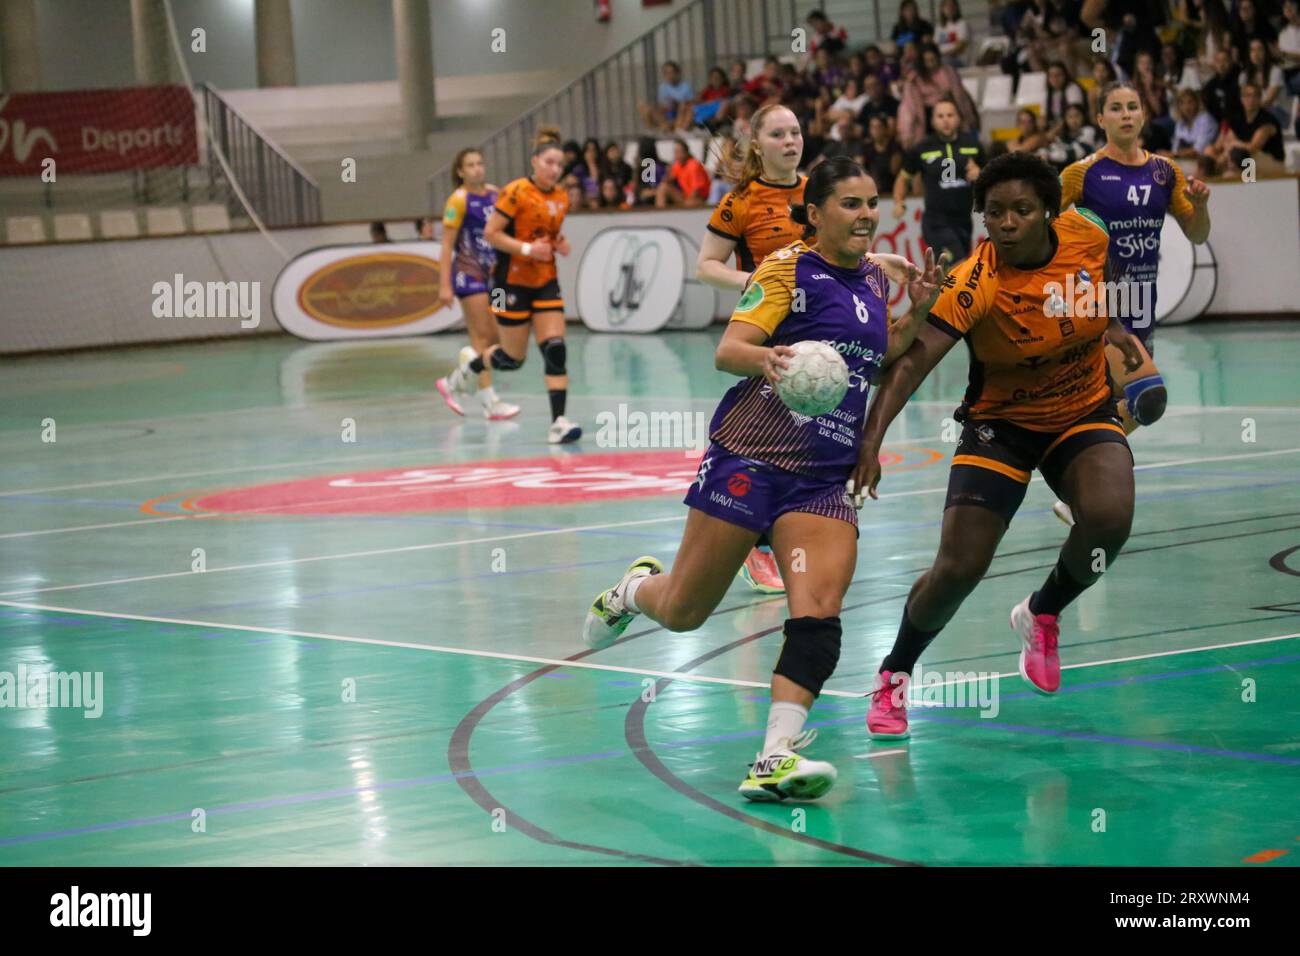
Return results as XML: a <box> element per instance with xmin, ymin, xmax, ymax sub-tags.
<box><xmin>1126</xmin><ymin>185</ymin><xmax>1151</xmax><ymax>205</ymax></box>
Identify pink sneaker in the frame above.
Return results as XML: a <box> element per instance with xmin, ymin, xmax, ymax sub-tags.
<box><xmin>435</xmin><ymin>375</ymin><xmax>465</xmax><ymax>416</ymax></box>
<box><xmin>738</xmin><ymin>547</ymin><xmax>785</xmax><ymax>593</ymax></box>
<box><xmin>867</xmin><ymin>669</ymin><xmax>910</xmax><ymax>740</ymax></box>
<box><xmin>1011</xmin><ymin>597</ymin><xmax>1060</xmax><ymax>694</ymax></box>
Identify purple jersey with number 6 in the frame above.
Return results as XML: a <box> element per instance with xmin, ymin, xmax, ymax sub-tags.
<box><xmin>708</xmin><ymin>240</ymin><xmax>890</xmax><ymax>483</ymax></box>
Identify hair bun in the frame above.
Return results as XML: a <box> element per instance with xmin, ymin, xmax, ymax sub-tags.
<box><xmin>789</xmin><ymin>203</ymin><xmax>810</xmax><ymax>226</ymax></box>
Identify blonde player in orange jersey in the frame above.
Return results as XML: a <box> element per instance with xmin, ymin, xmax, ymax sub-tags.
<box><xmin>697</xmin><ymin>104</ymin><xmax>809</xmax><ymax>594</ymax></box>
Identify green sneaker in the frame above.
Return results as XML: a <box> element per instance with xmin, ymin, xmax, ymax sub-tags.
<box><xmin>583</xmin><ymin>556</ymin><xmax>663</xmax><ymax>650</ymax></box>
<box><xmin>738</xmin><ymin>729</ymin><xmax>837</xmax><ymax>802</ymax></box>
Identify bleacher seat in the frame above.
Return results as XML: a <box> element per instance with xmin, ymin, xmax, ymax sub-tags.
<box><xmin>1016</xmin><ymin>72</ymin><xmax>1048</xmax><ymax>111</ymax></box>
<box><xmin>961</xmin><ymin>74</ymin><xmax>983</xmax><ymax>106</ymax></box>
<box><xmin>1286</xmin><ymin>141</ymin><xmax>1300</xmax><ymax>173</ymax></box>
<box><xmin>982</xmin><ymin>74</ymin><xmax>1013</xmax><ymax>111</ymax></box>
<box><xmin>5</xmin><ymin>216</ymin><xmax>46</xmax><ymax>244</ymax></box>
<box><xmin>52</xmin><ymin>213</ymin><xmax>93</xmax><ymax>241</ymax></box>
<box><xmin>99</xmin><ymin>210</ymin><xmax>141</xmax><ymax>239</ymax></box>
<box><xmin>145</xmin><ymin>207</ymin><xmax>187</xmax><ymax>236</ymax></box>
<box><xmin>191</xmin><ymin>204</ymin><xmax>232</xmax><ymax>233</ymax></box>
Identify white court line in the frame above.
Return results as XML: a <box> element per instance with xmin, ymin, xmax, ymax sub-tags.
<box><xmin>4</xmin><ymin>444</ymin><xmax>1299</xmax><ymax>593</ymax></box>
<box><xmin>854</xmin><ymin>749</ymin><xmax>909</xmax><ymax>758</ymax></box>
<box><xmin>0</xmin><ymin>598</ymin><xmax>1295</xmax><ymax>699</ymax></box>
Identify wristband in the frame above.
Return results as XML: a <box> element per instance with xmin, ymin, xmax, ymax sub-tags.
<box><xmin>521</xmin><ymin>242</ymin><xmax>533</xmax><ymax>257</ymax></box>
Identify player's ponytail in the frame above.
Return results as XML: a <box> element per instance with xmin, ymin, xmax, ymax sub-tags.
<box><xmin>533</xmin><ymin>125</ymin><xmax>562</xmax><ymax>155</ymax></box>
<box><xmin>789</xmin><ymin>156</ymin><xmax>864</xmax><ymax>239</ymax></box>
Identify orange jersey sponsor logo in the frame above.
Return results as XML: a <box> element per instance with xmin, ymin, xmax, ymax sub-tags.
<box><xmin>929</xmin><ymin>209</ymin><xmax>1112</xmax><ymax>431</ymax></box>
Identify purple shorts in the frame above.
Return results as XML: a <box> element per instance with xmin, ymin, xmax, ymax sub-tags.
<box><xmin>683</xmin><ymin>443</ymin><xmax>858</xmax><ymax>535</ymax></box>
<box><xmin>453</xmin><ymin>271</ymin><xmax>489</xmax><ymax>298</ymax></box>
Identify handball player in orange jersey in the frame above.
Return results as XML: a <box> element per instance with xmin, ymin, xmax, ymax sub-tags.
<box><xmin>441</xmin><ymin>127</ymin><xmax>581</xmax><ymax>444</ymax></box>
<box><xmin>855</xmin><ymin>153</ymin><xmax>1146</xmax><ymax>739</ymax></box>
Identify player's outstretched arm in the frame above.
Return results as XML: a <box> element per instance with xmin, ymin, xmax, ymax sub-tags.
<box><xmin>714</xmin><ymin>319</ymin><xmax>795</xmax><ymax>383</ymax></box>
<box><xmin>884</xmin><ymin>248</ymin><xmax>952</xmax><ymax>364</ymax></box>
<box><xmin>852</xmin><ymin>322</ymin><xmax>959</xmax><ymax>500</ymax></box>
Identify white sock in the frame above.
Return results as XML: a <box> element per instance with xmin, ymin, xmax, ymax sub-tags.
<box><xmin>763</xmin><ymin>701</ymin><xmax>809</xmax><ymax>755</ymax></box>
<box><xmin>623</xmin><ymin>573</ymin><xmax>645</xmax><ymax>613</ymax></box>
<box><xmin>479</xmin><ymin>386</ymin><xmax>497</xmax><ymax>407</ymax></box>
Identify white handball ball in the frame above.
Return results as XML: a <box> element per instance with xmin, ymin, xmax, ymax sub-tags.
<box><xmin>775</xmin><ymin>340</ymin><xmax>850</xmax><ymax>417</ymax></box>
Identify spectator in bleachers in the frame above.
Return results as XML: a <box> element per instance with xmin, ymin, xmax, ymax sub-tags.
<box><xmin>633</xmin><ymin>136</ymin><xmax>666</xmax><ymax>206</ymax></box>
<box><xmin>1281</xmin><ymin>0</ymin><xmax>1300</xmax><ymax>94</ymax></box>
<box><xmin>562</xmin><ymin>173</ymin><xmax>587</xmax><ymax>211</ymax></box>
<box><xmin>560</xmin><ymin>140</ymin><xmax>584</xmax><ymax>179</ymax></box>
<box><xmin>1205</xmin><ymin>80</ymin><xmax>1286</xmax><ymax>170</ymax></box>
<box><xmin>817</xmin><ymin>113</ymin><xmax>866</xmax><ymax>163</ymax></box>
<box><xmin>863</xmin><ymin>45</ymin><xmax>898</xmax><ymax>90</ymax></box>
<box><xmin>1160</xmin><ymin>43</ymin><xmax>1201</xmax><ymax>96</ymax></box>
<box><xmin>580</xmin><ymin>138</ymin><xmax>604</xmax><ymax>198</ymax></box>
<box><xmin>858</xmin><ymin>72</ymin><xmax>901</xmax><ymax>128</ymax></box>
<box><xmin>1133</xmin><ymin>50</ymin><xmax>1174</xmax><ymax>132</ymax></box>
<box><xmin>1082</xmin><ymin>0</ymin><xmax>1165</xmax><ymax>79</ymax></box>
<box><xmin>729</xmin><ymin>95</ymin><xmax>759</xmax><ymax>141</ymax></box>
<box><xmin>604</xmin><ymin>142</ymin><xmax>634</xmax><ymax>193</ymax></box>
<box><xmin>681</xmin><ymin>67</ymin><xmax>734</xmax><ymax>131</ymax></box>
<box><xmin>597</xmin><ymin>177</ymin><xmax>631</xmax><ymax>210</ymax></box>
<box><xmin>743</xmin><ymin>57</ymin><xmax>785</xmax><ymax>104</ymax></box>
<box><xmin>1229</xmin><ymin>0</ymin><xmax>1278</xmax><ymax>60</ymax></box>
<box><xmin>1041</xmin><ymin>101</ymin><xmax>1104</xmax><ymax>171</ymax></box>
<box><xmin>806</xmin><ymin>9</ymin><xmax>848</xmax><ymax>56</ymax></box>
<box><xmin>936</xmin><ymin>0</ymin><xmax>970</xmax><ymax>67</ymax></box>
<box><xmin>1197</xmin><ymin>0</ymin><xmax>1236</xmax><ymax>67</ymax></box>
<box><xmin>1007</xmin><ymin>107</ymin><xmax>1051</xmax><ymax>153</ymax></box>
<box><xmin>1169</xmin><ymin>0</ymin><xmax>1208</xmax><ymax>61</ymax></box>
<box><xmin>370</xmin><ymin>221</ymin><xmax>390</xmax><ymax>243</ymax></box>
<box><xmin>415</xmin><ymin>217</ymin><xmax>434</xmax><ymax>240</ymax></box>
<box><xmin>896</xmin><ymin>44</ymin><xmax>979</xmax><ymax>148</ymax></box>
<box><xmin>1087</xmin><ymin>60</ymin><xmax>1120</xmax><ymax>117</ymax></box>
<box><xmin>1240</xmin><ymin>37</ymin><xmax>1288</xmax><ymax>123</ymax></box>
<box><xmin>640</xmin><ymin>61</ymin><xmax>694</xmax><ymax>132</ymax></box>
<box><xmin>655</xmin><ymin>139</ymin><xmax>711</xmax><ymax>208</ymax></box>
<box><xmin>1170</xmin><ymin>88</ymin><xmax>1220</xmax><ymax>157</ymax></box>
<box><xmin>809</xmin><ymin>47</ymin><xmax>846</xmax><ymax>93</ymax></box>
<box><xmin>859</xmin><ymin>113</ymin><xmax>904</xmax><ymax>195</ymax></box>
<box><xmin>1044</xmin><ymin>61</ymin><xmax>1088</xmax><ymax>125</ymax></box>
<box><xmin>1202</xmin><ymin>48</ymin><xmax>1243</xmax><ymax>120</ymax></box>
<box><xmin>827</xmin><ymin>77</ymin><xmax>870</xmax><ymax>127</ymax></box>
<box><xmin>891</xmin><ymin>1</ymin><xmax>935</xmax><ymax>54</ymax></box>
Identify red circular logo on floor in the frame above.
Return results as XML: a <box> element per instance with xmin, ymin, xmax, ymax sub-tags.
<box><xmin>187</xmin><ymin>450</ymin><xmax>707</xmax><ymax>515</ymax></box>
<box><xmin>726</xmin><ymin>473</ymin><xmax>752</xmax><ymax>497</ymax></box>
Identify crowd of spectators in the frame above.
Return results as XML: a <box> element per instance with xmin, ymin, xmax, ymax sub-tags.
<box><xmin>557</xmin><ymin>2</ymin><xmax>1296</xmax><ymax>213</ymax></box>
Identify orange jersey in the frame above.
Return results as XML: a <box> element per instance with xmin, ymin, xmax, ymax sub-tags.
<box><xmin>707</xmin><ymin>175</ymin><xmax>806</xmax><ymax>271</ymax></box>
<box><xmin>493</xmin><ymin>176</ymin><xmax>569</xmax><ymax>287</ymax></box>
<box><xmin>928</xmin><ymin>208</ymin><xmax>1113</xmax><ymax>431</ymax></box>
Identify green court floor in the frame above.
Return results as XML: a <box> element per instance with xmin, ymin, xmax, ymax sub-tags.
<box><xmin>1</xmin><ymin>322</ymin><xmax>1298</xmax><ymax>865</ymax></box>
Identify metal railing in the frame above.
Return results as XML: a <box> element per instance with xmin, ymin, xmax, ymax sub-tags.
<box><xmin>199</xmin><ymin>83</ymin><xmax>321</xmax><ymax>228</ymax></box>
<box><xmin>427</xmin><ymin>0</ymin><xmax>800</xmax><ymax>212</ymax></box>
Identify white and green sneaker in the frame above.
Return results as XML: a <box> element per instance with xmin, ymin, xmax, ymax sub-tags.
<box><xmin>582</xmin><ymin>556</ymin><xmax>663</xmax><ymax>650</ymax></box>
<box><xmin>738</xmin><ymin>729</ymin><xmax>837</xmax><ymax>802</ymax></box>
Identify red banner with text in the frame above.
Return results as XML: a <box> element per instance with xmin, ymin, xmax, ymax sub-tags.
<box><xmin>0</xmin><ymin>86</ymin><xmax>198</xmax><ymax>177</ymax></box>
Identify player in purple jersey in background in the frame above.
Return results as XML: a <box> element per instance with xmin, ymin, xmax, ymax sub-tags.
<box><xmin>435</xmin><ymin>148</ymin><xmax>519</xmax><ymax>421</ymax></box>
<box><xmin>1052</xmin><ymin>80</ymin><xmax>1211</xmax><ymax>525</ymax></box>
<box><xmin>582</xmin><ymin>158</ymin><xmax>949</xmax><ymax>803</ymax></box>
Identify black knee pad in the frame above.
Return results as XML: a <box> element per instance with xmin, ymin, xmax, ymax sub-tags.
<box><xmin>490</xmin><ymin>348</ymin><xmax>524</xmax><ymax>371</ymax></box>
<box><xmin>1129</xmin><ymin>379</ymin><xmax>1166</xmax><ymax>426</ymax></box>
<box><xmin>773</xmin><ymin>616</ymin><xmax>842</xmax><ymax>698</ymax></box>
<box><xmin>539</xmin><ymin>337</ymin><xmax>567</xmax><ymax>376</ymax></box>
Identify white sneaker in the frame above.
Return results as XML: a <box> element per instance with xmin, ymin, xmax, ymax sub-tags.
<box><xmin>548</xmin><ymin>415</ymin><xmax>582</xmax><ymax>444</ymax></box>
<box><xmin>1052</xmin><ymin>501</ymin><xmax>1075</xmax><ymax>526</ymax></box>
<box><xmin>583</xmin><ymin>556</ymin><xmax>663</xmax><ymax>649</ymax></box>
<box><xmin>435</xmin><ymin>346</ymin><xmax>478</xmax><ymax>416</ymax></box>
<box><xmin>480</xmin><ymin>390</ymin><xmax>520</xmax><ymax>421</ymax></box>
<box><xmin>738</xmin><ymin>729</ymin><xmax>838</xmax><ymax>802</ymax></box>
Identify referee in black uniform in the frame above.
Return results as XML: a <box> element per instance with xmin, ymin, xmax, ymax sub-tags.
<box><xmin>892</xmin><ymin>98</ymin><xmax>985</xmax><ymax>264</ymax></box>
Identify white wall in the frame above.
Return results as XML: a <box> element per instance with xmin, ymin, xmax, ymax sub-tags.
<box><xmin>2</xmin><ymin>179</ymin><xmax>1295</xmax><ymax>354</ymax></box>
<box><xmin>28</xmin><ymin>0</ymin><xmax>685</xmax><ymax>90</ymax></box>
